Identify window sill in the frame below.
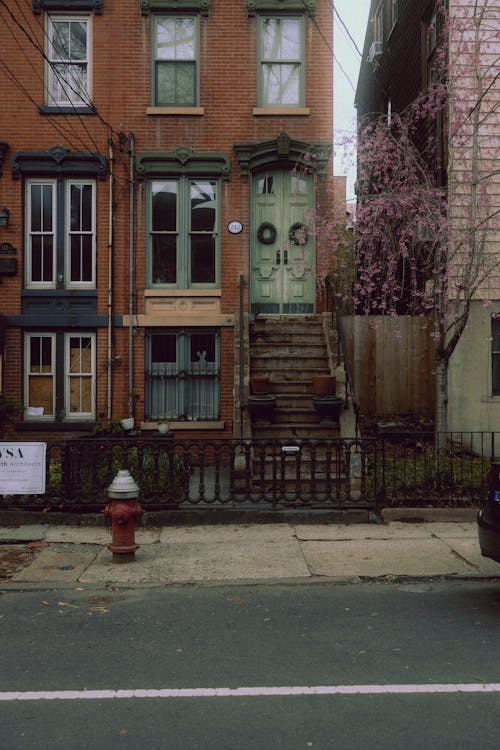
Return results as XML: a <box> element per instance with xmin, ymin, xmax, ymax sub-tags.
<box><xmin>17</xmin><ymin>421</ymin><xmax>95</xmax><ymax>431</ymax></box>
<box><xmin>146</xmin><ymin>107</ymin><xmax>205</xmax><ymax>116</ymax></box>
<box><xmin>39</xmin><ymin>105</ymin><xmax>96</xmax><ymax>116</ymax></box>
<box><xmin>140</xmin><ymin>421</ymin><xmax>225</xmax><ymax>431</ymax></box>
<box><xmin>253</xmin><ymin>107</ymin><xmax>310</xmax><ymax>116</ymax></box>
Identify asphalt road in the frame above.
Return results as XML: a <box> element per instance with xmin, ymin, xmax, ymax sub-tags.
<box><xmin>1</xmin><ymin>580</ymin><xmax>500</xmax><ymax>749</ymax></box>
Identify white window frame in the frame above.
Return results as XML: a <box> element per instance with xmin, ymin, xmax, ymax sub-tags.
<box><xmin>25</xmin><ymin>178</ymin><xmax>96</xmax><ymax>290</ymax></box>
<box><xmin>26</xmin><ymin>179</ymin><xmax>57</xmax><ymax>289</ymax></box>
<box><xmin>46</xmin><ymin>13</ymin><xmax>92</xmax><ymax>108</ymax></box>
<box><xmin>24</xmin><ymin>333</ymin><xmax>56</xmax><ymax>421</ymax></box>
<box><xmin>65</xmin><ymin>333</ymin><xmax>96</xmax><ymax>419</ymax></box>
<box><xmin>66</xmin><ymin>179</ymin><xmax>96</xmax><ymax>288</ymax></box>
<box><xmin>258</xmin><ymin>15</ymin><xmax>304</xmax><ymax>108</ymax></box>
<box><xmin>373</xmin><ymin>1</ymin><xmax>384</xmax><ymax>44</ymax></box>
<box><xmin>153</xmin><ymin>14</ymin><xmax>199</xmax><ymax>107</ymax></box>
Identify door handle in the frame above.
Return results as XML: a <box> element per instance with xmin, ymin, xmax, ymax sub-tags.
<box><xmin>276</xmin><ymin>250</ymin><xmax>281</xmax><ymax>264</ymax></box>
<box><xmin>284</xmin><ymin>250</ymin><xmax>288</xmax><ymax>265</ymax></box>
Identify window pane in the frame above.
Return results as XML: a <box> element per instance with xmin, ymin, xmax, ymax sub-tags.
<box><xmin>28</xmin><ymin>377</ymin><xmax>54</xmax><ymax>415</ymax></box>
<box><xmin>152</xmin><ymin>181</ymin><xmax>177</xmax><ymax>231</ymax></box>
<box><xmin>27</xmin><ymin>335</ymin><xmax>54</xmax><ymax>416</ymax></box>
<box><xmin>31</xmin><ymin>236</ymin><xmax>54</xmax><ymax>283</ymax></box>
<box><xmin>152</xmin><ymin>235</ymin><xmax>177</xmax><ymax>283</ymax></box>
<box><xmin>70</xmin><ymin>184</ymin><xmax>92</xmax><ymax>231</ymax></box>
<box><xmin>156</xmin><ymin>61</ymin><xmax>196</xmax><ymax>106</ymax></box>
<box><xmin>190</xmin><ymin>333</ymin><xmax>215</xmax><ymax>364</ymax></box>
<box><xmin>151</xmin><ymin>334</ymin><xmax>177</xmax><ymax>364</ymax></box>
<box><xmin>191</xmin><ymin>236</ymin><xmax>215</xmax><ymax>284</ymax></box>
<box><xmin>262</xmin><ymin>63</ymin><xmax>299</xmax><ymax>105</ymax></box>
<box><xmin>262</xmin><ymin>18</ymin><xmax>300</xmax><ymax>60</ymax></box>
<box><xmin>191</xmin><ymin>181</ymin><xmax>216</xmax><ymax>232</ymax></box>
<box><xmin>258</xmin><ymin>175</ymin><xmax>274</xmax><ymax>194</ymax></box>
<box><xmin>67</xmin><ymin>336</ymin><xmax>93</xmax><ymax>415</ymax></box>
<box><xmin>156</xmin><ymin>17</ymin><xmax>195</xmax><ymax>60</ymax></box>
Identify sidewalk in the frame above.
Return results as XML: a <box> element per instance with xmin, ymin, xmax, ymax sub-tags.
<box><xmin>1</xmin><ymin>510</ymin><xmax>499</xmax><ymax>588</ymax></box>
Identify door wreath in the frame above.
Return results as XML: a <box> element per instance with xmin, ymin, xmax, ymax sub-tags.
<box><xmin>289</xmin><ymin>222</ymin><xmax>308</xmax><ymax>245</ymax></box>
<box><xmin>257</xmin><ymin>221</ymin><xmax>277</xmax><ymax>245</ymax></box>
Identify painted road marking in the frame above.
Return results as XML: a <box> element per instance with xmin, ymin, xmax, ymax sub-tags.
<box><xmin>0</xmin><ymin>684</ymin><xmax>499</xmax><ymax>701</ymax></box>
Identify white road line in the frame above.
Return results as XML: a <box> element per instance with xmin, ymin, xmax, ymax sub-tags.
<box><xmin>0</xmin><ymin>684</ymin><xmax>499</xmax><ymax>701</ymax></box>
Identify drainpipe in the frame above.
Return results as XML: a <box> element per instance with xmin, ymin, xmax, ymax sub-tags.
<box><xmin>107</xmin><ymin>138</ymin><xmax>114</xmax><ymax>422</ymax></box>
<box><xmin>128</xmin><ymin>133</ymin><xmax>135</xmax><ymax>418</ymax></box>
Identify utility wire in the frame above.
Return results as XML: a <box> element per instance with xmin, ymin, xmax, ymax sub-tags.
<box><xmin>332</xmin><ymin>2</ymin><xmax>363</xmax><ymax>58</ymax></box>
<box><xmin>301</xmin><ymin>0</ymin><xmax>356</xmax><ymax>92</ymax></box>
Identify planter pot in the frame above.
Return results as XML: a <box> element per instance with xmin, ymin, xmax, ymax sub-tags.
<box><xmin>248</xmin><ymin>394</ymin><xmax>276</xmax><ymax>420</ymax></box>
<box><xmin>120</xmin><ymin>417</ymin><xmax>135</xmax><ymax>431</ymax></box>
<box><xmin>312</xmin><ymin>375</ymin><xmax>336</xmax><ymax>397</ymax></box>
<box><xmin>158</xmin><ymin>422</ymin><xmax>170</xmax><ymax>434</ymax></box>
<box><xmin>313</xmin><ymin>395</ymin><xmax>343</xmax><ymax>424</ymax></box>
<box><xmin>250</xmin><ymin>375</ymin><xmax>271</xmax><ymax>395</ymax></box>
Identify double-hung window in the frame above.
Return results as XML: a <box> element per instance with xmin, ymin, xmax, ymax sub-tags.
<box><xmin>149</xmin><ymin>177</ymin><xmax>218</xmax><ymax>287</ymax></box>
<box><xmin>153</xmin><ymin>15</ymin><xmax>198</xmax><ymax>106</ymax></box>
<box><xmin>26</xmin><ymin>178</ymin><xmax>96</xmax><ymax>289</ymax></box>
<box><xmin>25</xmin><ymin>332</ymin><xmax>96</xmax><ymax>421</ymax></box>
<box><xmin>47</xmin><ymin>15</ymin><xmax>91</xmax><ymax>108</ymax></box>
<box><xmin>145</xmin><ymin>329</ymin><xmax>220</xmax><ymax>421</ymax></box>
<box><xmin>259</xmin><ymin>16</ymin><xmax>304</xmax><ymax>107</ymax></box>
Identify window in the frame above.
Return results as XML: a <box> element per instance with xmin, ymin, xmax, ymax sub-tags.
<box><xmin>149</xmin><ymin>177</ymin><xmax>218</xmax><ymax>287</ymax></box>
<box><xmin>47</xmin><ymin>15</ymin><xmax>91</xmax><ymax>107</ymax></box>
<box><xmin>145</xmin><ymin>329</ymin><xmax>220</xmax><ymax>420</ymax></box>
<box><xmin>373</xmin><ymin>1</ymin><xmax>383</xmax><ymax>44</ymax></box>
<box><xmin>26</xmin><ymin>178</ymin><xmax>96</xmax><ymax>288</ymax></box>
<box><xmin>493</xmin><ymin>317</ymin><xmax>500</xmax><ymax>396</ymax></box>
<box><xmin>389</xmin><ymin>0</ymin><xmax>399</xmax><ymax>31</ymax></box>
<box><xmin>24</xmin><ymin>332</ymin><xmax>95</xmax><ymax>420</ymax></box>
<box><xmin>153</xmin><ymin>15</ymin><xmax>198</xmax><ymax>106</ymax></box>
<box><xmin>259</xmin><ymin>16</ymin><xmax>303</xmax><ymax>107</ymax></box>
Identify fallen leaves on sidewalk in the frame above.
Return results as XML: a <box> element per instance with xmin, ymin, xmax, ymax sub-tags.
<box><xmin>0</xmin><ymin>545</ymin><xmax>37</xmax><ymax>582</ymax></box>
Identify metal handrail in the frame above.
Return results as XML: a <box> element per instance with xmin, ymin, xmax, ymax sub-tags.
<box><xmin>323</xmin><ymin>275</ymin><xmax>360</xmax><ymax>433</ymax></box>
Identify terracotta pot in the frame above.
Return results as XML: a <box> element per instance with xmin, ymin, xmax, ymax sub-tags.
<box><xmin>250</xmin><ymin>375</ymin><xmax>271</xmax><ymax>395</ymax></box>
<box><xmin>312</xmin><ymin>375</ymin><xmax>336</xmax><ymax>397</ymax></box>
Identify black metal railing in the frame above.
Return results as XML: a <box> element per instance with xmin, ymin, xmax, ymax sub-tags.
<box><xmin>0</xmin><ymin>432</ymin><xmax>497</xmax><ymax>513</ymax></box>
<box><xmin>323</xmin><ymin>275</ymin><xmax>359</xmax><ymax>431</ymax></box>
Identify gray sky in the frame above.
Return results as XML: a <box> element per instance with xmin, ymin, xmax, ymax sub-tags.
<box><xmin>333</xmin><ymin>0</ymin><xmax>371</xmax><ymax>202</ymax></box>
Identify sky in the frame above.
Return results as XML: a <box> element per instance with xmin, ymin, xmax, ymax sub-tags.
<box><xmin>333</xmin><ymin>0</ymin><xmax>372</xmax><ymax>203</ymax></box>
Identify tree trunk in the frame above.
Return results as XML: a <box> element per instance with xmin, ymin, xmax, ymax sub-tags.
<box><xmin>435</xmin><ymin>357</ymin><xmax>448</xmax><ymax>458</ymax></box>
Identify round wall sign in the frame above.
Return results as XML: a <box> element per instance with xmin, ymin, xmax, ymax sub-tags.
<box><xmin>227</xmin><ymin>221</ymin><xmax>243</xmax><ymax>235</ymax></box>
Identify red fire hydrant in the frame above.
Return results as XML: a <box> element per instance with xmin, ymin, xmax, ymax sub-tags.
<box><xmin>104</xmin><ymin>469</ymin><xmax>143</xmax><ymax>563</ymax></box>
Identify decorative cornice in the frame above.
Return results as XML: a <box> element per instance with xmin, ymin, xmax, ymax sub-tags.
<box><xmin>32</xmin><ymin>0</ymin><xmax>104</xmax><ymax>13</ymax></box>
<box><xmin>246</xmin><ymin>0</ymin><xmax>316</xmax><ymax>16</ymax></box>
<box><xmin>234</xmin><ymin>132</ymin><xmax>331</xmax><ymax>180</ymax></box>
<box><xmin>11</xmin><ymin>146</ymin><xmax>107</xmax><ymax>180</ymax></box>
<box><xmin>136</xmin><ymin>148</ymin><xmax>231</xmax><ymax>179</ymax></box>
<box><xmin>139</xmin><ymin>0</ymin><xmax>210</xmax><ymax>16</ymax></box>
<box><xmin>0</xmin><ymin>143</ymin><xmax>9</xmax><ymax>177</ymax></box>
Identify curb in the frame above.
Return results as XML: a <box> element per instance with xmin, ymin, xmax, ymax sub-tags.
<box><xmin>380</xmin><ymin>507</ymin><xmax>479</xmax><ymax>523</ymax></box>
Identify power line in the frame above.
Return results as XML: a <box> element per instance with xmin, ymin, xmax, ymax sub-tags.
<box><xmin>332</xmin><ymin>2</ymin><xmax>363</xmax><ymax>58</ymax></box>
<box><xmin>301</xmin><ymin>0</ymin><xmax>356</xmax><ymax>92</ymax></box>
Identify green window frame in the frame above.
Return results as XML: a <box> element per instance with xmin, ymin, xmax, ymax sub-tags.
<box><xmin>145</xmin><ymin>329</ymin><xmax>220</xmax><ymax>421</ymax></box>
<box><xmin>493</xmin><ymin>316</ymin><xmax>500</xmax><ymax>396</ymax></box>
<box><xmin>258</xmin><ymin>15</ymin><xmax>304</xmax><ymax>107</ymax></box>
<box><xmin>149</xmin><ymin>176</ymin><xmax>219</xmax><ymax>288</ymax></box>
<box><xmin>153</xmin><ymin>14</ymin><xmax>198</xmax><ymax>106</ymax></box>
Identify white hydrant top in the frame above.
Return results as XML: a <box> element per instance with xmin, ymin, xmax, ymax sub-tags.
<box><xmin>107</xmin><ymin>469</ymin><xmax>140</xmax><ymax>499</ymax></box>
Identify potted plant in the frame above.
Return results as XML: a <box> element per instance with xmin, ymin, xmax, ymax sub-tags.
<box><xmin>157</xmin><ymin>420</ymin><xmax>170</xmax><ymax>434</ymax></box>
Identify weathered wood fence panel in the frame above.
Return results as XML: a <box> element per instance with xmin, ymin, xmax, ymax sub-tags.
<box><xmin>341</xmin><ymin>316</ymin><xmax>435</xmax><ymax>417</ymax></box>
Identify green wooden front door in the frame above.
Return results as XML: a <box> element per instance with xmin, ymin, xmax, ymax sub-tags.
<box><xmin>250</xmin><ymin>169</ymin><xmax>315</xmax><ymax>314</ymax></box>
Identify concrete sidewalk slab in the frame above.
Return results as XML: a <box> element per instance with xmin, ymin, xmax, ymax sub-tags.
<box><xmin>159</xmin><ymin>523</ymin><xmax>295</xmax><ymax>544</ymax></box>
<box><xmin>12</xmin><ymin>545</ymin><xmax>98</xmax><ymax>583</ymax></box>
<box><xmin>45</xmin><ymin>526</ymin><xmax>161</xmax><ymax>545</ymax></box>
<box><xmin>294</xmin><ymin>522</ymin><xmax>434</xmax><ymax>541</ymax></box>
<box><xmin>300</xmin><ymin>538</ymin><xmax>474</xmax><ymax>578</ymax></box>
<box><xmin>80</xmin><ymin>538</ymin><xmax>310</xmax><ymax>584</ymax></box>
<box><xmin>442</xmin><ymin>538</ymin><xmax>500</xmax><ymax>576</ymax></box>
<box><xmin>0</xmin><ymin>525</ymin><xmax>50</xmax><ymax>543</ymax></box>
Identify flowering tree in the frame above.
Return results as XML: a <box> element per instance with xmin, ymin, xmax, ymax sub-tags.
<box><xmin>330</xmin><ymin>0</ymin><xmax>500</xmax><ymax>447</ymax></box>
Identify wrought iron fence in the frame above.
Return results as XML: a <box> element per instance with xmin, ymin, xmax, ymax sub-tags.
<box><xmin>0</xmin><ymin>432</ymin><xmax>497</xmax><ymax>513</ymax></box>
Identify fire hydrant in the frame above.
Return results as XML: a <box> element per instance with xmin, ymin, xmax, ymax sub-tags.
<box><xmin>104</xmin><ymin>469</ymin><xmax>143</xmax><ymax>563</ymax></box>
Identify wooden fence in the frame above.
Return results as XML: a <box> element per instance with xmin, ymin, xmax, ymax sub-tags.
<box><xmin>341</xmin><ymin>315</ymin><xmax>435</xmax><ymax>417</ymax></box>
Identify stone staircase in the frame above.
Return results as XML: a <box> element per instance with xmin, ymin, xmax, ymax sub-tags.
<box><xmin>249</xmin><ymin>314</ymin><xmax>341</xmax><ymax>440</ymax></box>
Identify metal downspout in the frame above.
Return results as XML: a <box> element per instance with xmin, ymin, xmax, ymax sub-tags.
<box><xmin>128</xmin><ymin>133</ymin><xmax>135</xmax><ymax>418</ymax></box>
<box><xmin>107</xmin><ymin>138</ymin><xmax>114</xmax><ymax>421</ymax></box>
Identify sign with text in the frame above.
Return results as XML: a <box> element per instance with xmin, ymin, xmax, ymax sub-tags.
<box><xmin>0</xmin><ymin>443</ymin><xmax>46</xmax><ymax>495</ymax></box>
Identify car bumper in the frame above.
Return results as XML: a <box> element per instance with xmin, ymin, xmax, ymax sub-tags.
<box><xmin>477</xmin><ymin>510</ymin><xmax>500</xmax><ymax>563</ymax></box>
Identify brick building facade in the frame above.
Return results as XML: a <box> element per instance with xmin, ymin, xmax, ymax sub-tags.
<box><xmin>0</xmin><ymin>0</ymin><xmax>333</xmax><ymax>439</ymax></box>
